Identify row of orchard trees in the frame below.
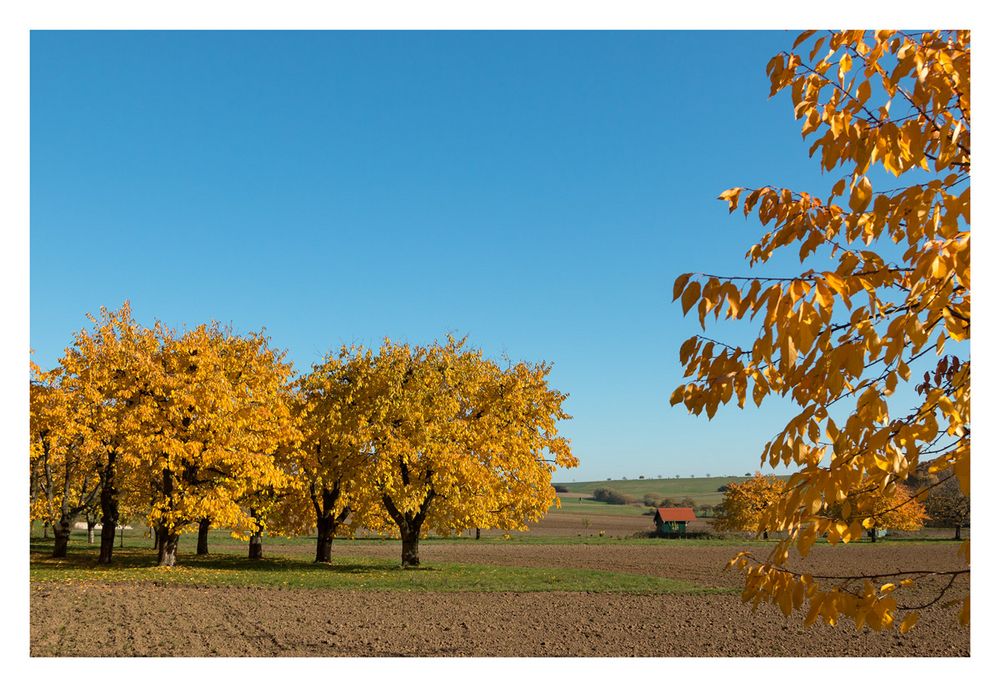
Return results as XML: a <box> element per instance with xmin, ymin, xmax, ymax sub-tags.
<box><xmin>713</xmin><ymin>472</ymin><xmax>969</xmax><ymax>542</ymax></box>
<box><xmin>29</xmin><ymin>303</ymin><xmax>578</xmax><ymax>567</ymax></box>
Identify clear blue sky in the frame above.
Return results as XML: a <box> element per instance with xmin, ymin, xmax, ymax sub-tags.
<box><xmin>31</xmin><ymin>30</ymin><xmax>840</xmax><ymax>481</ymax></box>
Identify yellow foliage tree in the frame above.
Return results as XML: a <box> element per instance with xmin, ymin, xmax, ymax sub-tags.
<box><xmin>363</xmin><ymin>337</ymin><xmax>577</xmax><ymax>567</ymax></box>
<box><xmin>57</xmin><ymin>302</ymin><xmax>161</xmax><ymax>564</ymax></box>
<box><xmin>713</xmin><ymin>473</ymin><xmax>786</xmax><ymax>539</ymax></box>
<box><xmin>829</xmin><ymin>481</ymin><xmax>927</xmax><ymax>543</ymax></box>
<box><xmin>141</xmin><ymin>323</ymin><xmax>297</xmax><ymax>566</ymax></box>
<box><xmin>292</xmin><ymin>346</ymin><xmax>380</xmax><ymax>563</ymax></box>
<box><xmin>234</xmin><ymin>384</ymin><xmax>309</xmax><ymax>560</ymax></box>
<box><xmin>670</xmin><ymin>30</ymin><xmax>969</xmax><ymax>632</ymax></box>
<box><xmin>29</xmin><ymin>361</ymin><xmax>102</xmax><ymax>557</ymax></box>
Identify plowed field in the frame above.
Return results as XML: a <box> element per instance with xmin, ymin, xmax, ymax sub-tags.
<box><xmin>30</xmin><ymin>540</ymin><xmax>969</xmax><ymax>657</ymax></box>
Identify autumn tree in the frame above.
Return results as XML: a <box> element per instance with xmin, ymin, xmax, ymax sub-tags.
<box><xmin>364</xmin><ymin>337</ymin><xmax>577</xmax><ymax>567</ymax></box>
<box><xmin>922</xmin><ymin>470</ymin><xmax>969</xmax><ymax>540</ymax></box>
<box><xmin>141</xmin><ymin>323</ymin><xmax>297</xmax><ymax>566</ymax></box>
<box><xmin>671</xmin><ymin>30</ymin><xmax>969</xmax><ymax>632</ymax></box>
<box><xmin>828</xmin><ymin>481</ymin><xmax>927</xmax><ymax>542</ymax></box>
<box><xmin>58</xmin><ymin>303</ymin><xmax>160</xmax><ymax>564</ymax></box>
<box><xmin>29</xmin><ymin>362</ymin><xmax>102</xmax><ymax>557</ymax></box>
<box><xmin>227</xmin><ymin>384</ymin><xmax>308</xmax><ymax>561</ymax></box>
<box><xmin>291</xmin><ymin>347</ymin><xmax>378</xmax><ymax>564</ymax></box>
<box><xmin>713</xmin><ymin>473</ymin><xmax>785</xmax><ymax>539</ymax></box>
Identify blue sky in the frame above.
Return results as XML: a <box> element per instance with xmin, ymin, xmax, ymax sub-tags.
<box><xmin>31</xmin><ymin>30</ymin><xmax>848</xmax><ymax>481</ymax></box>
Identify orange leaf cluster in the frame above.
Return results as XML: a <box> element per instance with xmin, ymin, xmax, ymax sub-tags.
<box><xmin>672</xmin><ymin>30</ymin><xmax>970</xmax><ymax>632</ymax></box>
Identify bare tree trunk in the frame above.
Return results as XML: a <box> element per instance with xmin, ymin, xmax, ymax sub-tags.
<box><xmin>383</xmin><ymin>492</ymin><xmax>433</xmax><ymax>568</ymax></box>
<box><xmin>97</xmin><ymin>456</ymin><xmax>119</xmax><ymax>564</ymax></box>
<box><xmin>475</xmin><ymin>527</ymin><xmax>481</xmax><ymax>540</ymax></box>
<box><xmin>869</xmin><ymin>529</ymin><xmax>878</xmax><ymax>543</ymax></box>
<box><xmin>157</xmin><ymin>526</ymin><xmax>180</xmax><ymax>567</ymax></box>
<box><xmin>42</xmin><ymin>522</ymin><xmax>50</xmax><ymax>539</ymax></box>
<box><xmin>315</xmin><ymin>518</ymin><xmax>333</xmax><ymax>563</ymax></box>
<box><xmin>955</xmin><ymin>524</ymin><xmax>962</xmax><ymax>541</ymax></box>
<box><xmin>87</xmin><ymin>518</ymin><xmax>96</xmax><ymax>544</ymax></box>
<box><xmin>248</xmin><ymin>533</ymin><xmax>263</xmax><ymax>559</ymax></box>
<box><xmin>52</xmin><ymin>517</ymin><xmax>71</xmax><ymax>558</ymax></box>
<box><xmin>152</xmin><ymin>527</ymin><xmax>160</xmax><ymax>550</ymax></box>
<box><xmin>400</xmin><ymin>525</ymin><xmax>420</xmax><ymax>567</ymax></box>
<box><xmin>313</xmin><ymin>487</ymin><xmax>351</xmax><ymax>563</ymax></box>
<box><xmin>197</xmin><ymin>518</ymin><xmax>210</xmax><ymax>555</ymax></box>
<box><xmin>314</xmin><ymin>510</ymin><xmax>334</xmax><ymax>563</ymax></box>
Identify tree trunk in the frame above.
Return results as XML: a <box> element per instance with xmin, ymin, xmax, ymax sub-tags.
<box><xmin>401</xmin><ymin>525</ymin><xmax>420</xmax><ymax>568</ymax></box>
<box><xmin>248</xmin><ymin>509</ymin><xmax>264</xmax><ymax>559</ymax></box>
<box><xmin>382</xmin><ymin>489</ymin><xmax>434</xmax><ymax>568</ymax></box>
<box><xmin>98</xmin><ymin>497</ymin><xmax>118</xmax><ymax>564</ymax></box>
<box><xmin>42</xmin><ymin>522</ymin><xmax>50</xmax><ymax>539</ymax></box>
<box><xmin>955</xmin><ymin>524</ymin><xmax>963</xmax><ymax>541</ymax></box>
<box><xmin>315</xmin><ymin>515</ymin><xmax>334</xmax><ymax>563</ymax></box>
<box><xmin>762</xmin><ymin>530</ymin><xmax>768</xmax><ymax>540</ymax></box>
<box><xmin>157</xmin><ymin>526</ymin><xmax>180</xmax><ymax>567</ymax></box>
<box><xmin>869</xmin><ymin>529</ymin><xmax>878</xmax><ymax>543</ymax></box>
<box><xmin>313</xmin><ymin>487</ymin><xmax>351</xmax><ymax>563</ymax></box>
<box><xmin>152</xmin><ymin>527</ymin><xmax>160</xmax><ymax>549</ymax></box>
<box><xmin>249</xmin><ymin>534</ymin><xmax>263</xmax><ymax>560</ymax></box>
<box><xmin>475</xmin><ymin>527</ymin><xmax>481</xmax><ymax>540</ymax></box>
<box><xmin>97</xmin><ymin>454</ymin><xmax>119</xmax><ymax>564</ymax></box>
<box><xmin>52</xmin><ymin>518</ymin><xmax>71</xmax><ymax>558</ymax></box>
<box><xmin>87</xmin><ymin>518</ymin><xmax>96</xmax><ymax>544</ymax></box>
<box><xmin>197</xmin><ymin>518</ymin><xmax>210</xmax><ymax>555</ymax></box>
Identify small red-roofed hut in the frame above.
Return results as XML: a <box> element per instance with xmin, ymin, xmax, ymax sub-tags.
<box><xmin>653</xmin><ymin>507</ymin><xmax>697</xmax><ymax>537</ymax></box>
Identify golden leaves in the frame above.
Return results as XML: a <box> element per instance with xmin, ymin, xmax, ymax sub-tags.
<box><xmin>849</xmin><ymin>176</ymin><xmax>872</xmax><ymax>213</ymax></box>
<box><xmin>674</xmin><ymin>30</ymin><xmax>971</xmax><ymax>633</ymax></box>
<box><xmin>680</xmin><ymin>281</ymin><xmax>701</xmax><ymax>315</ymax></box>
<box><xmin>289</xmin><ymin>337</ymin><xmax>577</xmax><ymax>540</ymax></box>
<box><xmin>719</xmin><ymin>187</ymin><xmax>742</xmax><ymax>212</ymax></box>
<box><xmin>713</xmin><ymin>473</ymin><xmax>786</xmax><ymax>535</ymax></box>
<box><xmin>837</xmin><ymin>53</ymin><xmax>853</xmax><ymax>84</ymax></box>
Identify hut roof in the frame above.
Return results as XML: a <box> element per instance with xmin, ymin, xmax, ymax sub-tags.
<box><xmin>654</xmin><ymin>507</ymin><xmax>697</xmax><ymax>522</ymax></box>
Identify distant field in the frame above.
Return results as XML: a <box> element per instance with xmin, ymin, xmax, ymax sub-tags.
<box><xmin>550</xmin><ymin>499</ymin><xmax>650</xmax><ymax>517</ymax></box>
<box><xmin>553</xmin><ymin>475</ymin><xmax>788</xmax><ymax>506</ymax></box>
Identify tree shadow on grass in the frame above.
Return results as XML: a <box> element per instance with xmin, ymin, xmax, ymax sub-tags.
<box><xmin>29</xmin><ymin>543</ymin><xmax>439</xmax><ymax>577</ymax></box>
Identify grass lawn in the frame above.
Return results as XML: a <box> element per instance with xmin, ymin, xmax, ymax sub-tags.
<box><xmin>29</xmin><ymin>541</ymin><xmax>734</xmax><ymax>595</ymax></box>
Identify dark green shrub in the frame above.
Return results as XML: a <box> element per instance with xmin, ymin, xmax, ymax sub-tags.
<box><xmin>592</xmin><ymin>488</ymin><xmax>632</xmax><ymax>505</ymax></box>
<box><xmin>642</xmin><ymin>493</ymin><xmax>662</xmax><ymax>507</ymax></box>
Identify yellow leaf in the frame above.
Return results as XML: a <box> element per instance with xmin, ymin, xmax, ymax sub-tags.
<box><xmin>673</xmin><ymin>273</ymin><xmax>693</xmax><ymax>301</ymax></box>
<box><xmin>899</xmin><ymin>611</ymin><xmax>920</xmax><ymax>634</ymax></box>
<box><xmin>856</xmin><ymin>79</ymin><xmax>871</xmax><ymax>104</ymax></box>
<box><xmin>849</xmin><ymin>176</ymin><xmax>873</xmax><ymax>213</ymax></box>
<box><xmin>719</xmin><ymin>187</ymin><xmax>742</xmax><ymax>213</ymax></box>
<box><xmin>838</xmin><ymin>53</ymin><xmax>853</xmax><ymax>82</ymax></box>
<box><xmin>681</xmin><ymin>282</ymin><xmax>701</xmax><ymax>315</ymax></box>
<box><xmin>793</xmin><ymin>30</ymin><xmax>817</xmax><ymax>49</ymax></box>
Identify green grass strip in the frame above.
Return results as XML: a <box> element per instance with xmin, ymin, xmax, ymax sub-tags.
<box><xmin>29</xmin><ymin>549</ymin><xmax>733</xmax><ymax>595</ymax></box>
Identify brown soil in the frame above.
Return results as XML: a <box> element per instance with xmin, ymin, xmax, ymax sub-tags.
<box><xmin>30</xmin><ymin>541</ymin><xmax>969</xmax><ymax>657</ymax></box>
<box><xmin>524</xmin><ymin>509</ymin><xmax>670</xmax><ymax>537</ymax></box>
<box><xmin>342</xmin><ymin>539</ymin><xmax>967</xmax><ymax>589</ymax></box>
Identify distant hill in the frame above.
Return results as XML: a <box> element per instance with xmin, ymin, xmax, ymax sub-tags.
<box><xmin>552</xmin><ymin>474</ymin><xmax>789</xmax><ymax>506</ymax></box>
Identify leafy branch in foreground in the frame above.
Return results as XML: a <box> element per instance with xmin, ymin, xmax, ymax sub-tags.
<box><xmin>671</xmin><ymin>30</ymin><xmax>970</xmax><ymax>632</ymax></box>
